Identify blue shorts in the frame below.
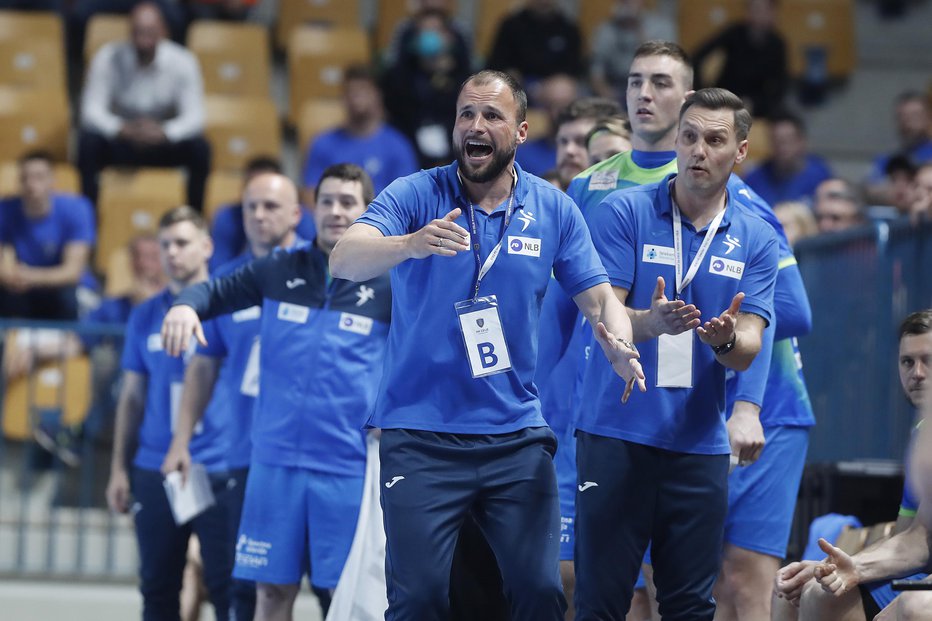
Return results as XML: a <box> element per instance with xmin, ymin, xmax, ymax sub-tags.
<box><xmin>868</xmin><ymin>573</ymin><xmax>930</xmax><ymax>609</ymax></box>
<box><xmin>725</xmin><ymin>425</ymin><xmax>809</xmax><ymax>558</ymax></box>
<box><xmin>232</xmin><ymin>462</ymin><xmax>364</xmax><ymax>589</ymax></box>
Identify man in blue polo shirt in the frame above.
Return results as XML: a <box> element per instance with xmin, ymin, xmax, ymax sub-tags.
<box><xmin>574</xmin><ymin>88</ymin><xmax>779</xmax><ymax>621</ymax></box>
<box><xmin>329</xmin><ymin>69</ymin><xmax>644</xmax><ymax>620</ymax></box>
<box><xmin>0</xmin><ymin>150</ymin><xmax>95</xmax><ymax>320</ymax></box>
<box><xmin>161</xmin><ymin>172</ymin><xmax>304</xmax><ymax>621</ymax></box>
<box><xmin>160</xmin><ymin>164</ymin><xmax>390</xmax><ymax>621</ymax></box>
<box><xmin>106</xmin><ymin>206</ymin><xmax>241</xmax><ymax>621</ymax></box>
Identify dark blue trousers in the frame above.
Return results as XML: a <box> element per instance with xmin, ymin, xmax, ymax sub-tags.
<box><xmin>131</xmin><ymin>467</ymin><xmax>251</xmax><ymax>621</ymax></box>
<box><xmin>574</xmin><ymin>432</ymin><xmax>729</xmax><ymax>621</ymax></box>
<box><xmin>379</xmin><ymin>427</ymin><xmax>566</xmax><ymax>621</ymax></box>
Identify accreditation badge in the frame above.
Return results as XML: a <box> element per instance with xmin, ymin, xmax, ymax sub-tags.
<box><xmin>454</xmin><ymin>295</ymin><xmax>512</xmax><ymax>378</ymax></box>
<box><xmin>656</xmin><ymin>331</ymin><xmax>694</xmax><ymax>388</ymax></box>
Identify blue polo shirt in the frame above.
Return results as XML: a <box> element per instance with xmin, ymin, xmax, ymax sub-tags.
<box><xmin>0</xmin><ymin>194</ymin><xmax>95</xmax><ymax>266</ymax></box>
<box><xmin>356</xmin><ymin>162</ymin><xmax>607</xmax><ymax>434</ymax></box>
<box><xmin>516</xmin><ymin>137</ymin><xmax>557</xmax><ymax>177</ymax></box>
<box><xmin>121</xmin><ymin>289</ymin><xmax>229</xmax><ymax>472</ymax></box>
<box><xmin>743</xmin><ymin>155</ymin><xmax>833</xmax><ymax>207</ymax></box>
<box><xmin>577</xmin><ymin>175</ymin><xmax>779</xmax><ymax>454</ymax></box>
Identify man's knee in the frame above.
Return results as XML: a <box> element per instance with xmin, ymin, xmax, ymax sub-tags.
<box><xmin>256</xmin><ymin>582</ymin><xmax>299</xmax><ymax>610</ymax></box>
<box><xmin>798</xmin><ymin>579</ymin><xmax>864</xmax><ymax>621</ymax></box>
<box><xmin>896</xmin><ymin>592</ymin><xmax>932</xmax><ymax>621</ymax></box>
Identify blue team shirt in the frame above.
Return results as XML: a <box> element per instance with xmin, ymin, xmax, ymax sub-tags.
<box><xmin>743</xmin><ymin>155</ymin><xmax>833</xmax><ymax>207</ymax></box>
<box><xmin>356</xmin><ymin>162</ymin><xmax>607</xmax><ymax>434</ymax></box>
<box><xmin>121</xmin><ymin>289</ymin><xmax>230</xmax><ymax>472</ymax></box>
<box><xmin>516</xmin><ymin>137</ymin><xmax>557</xmax><ymax>177</ymax></box>
<box><xmin>301</xmin><ymin>124</ymin><xmax>419</xmax><ymax>195</ymax></box>
<box><xmin>209</xmin><ymin>204</ymin><xmax>316</xmax><ymax>272</ymax></box>
<box><xmin>0</xmin><ymin>194</ymin><xmax>95</xmax><ymax>266</ymax></box>
<box><xmin>869</xmin><ymin>140</ymin><xmax>932</xmax><ymax>183</ymax></box>
<box><xmin>577</xmin><ymin>175</ymin><xmax>779</xmax><ymax>454</ymax></box>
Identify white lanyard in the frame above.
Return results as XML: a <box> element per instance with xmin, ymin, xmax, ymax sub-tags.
<box><xmin>461</xmin><ymin>170</ymin><xmax>517</xmax><ymax>300</ymax></box>
<box><xmin>671</xmin><ymin>189</ymin><xmax>726</xmax><ymax>300</ymax></box>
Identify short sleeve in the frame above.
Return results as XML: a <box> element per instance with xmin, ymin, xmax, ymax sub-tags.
<box><xmin>736</xmin><ymin>227</ymin><xmax>779</xmax><ymax>325</ymax></box>
<box><xmin>551</xmin><ymin>197</ymin><xmax>608</xmax><ymax>297</ymax></box>
<box><xmin>63</xmin><ymin>195</ymin><xmax>96</xmax><ymax>244</ymax></box>
<box><xmin>354</xmin><ymin>176</ymin><xmax>420</xmax><ymax>237</ymax></box>
<box><xmin>588</xmin><ymin>193</ymin><xmax>638</xmax><ymax>291</ymax></box>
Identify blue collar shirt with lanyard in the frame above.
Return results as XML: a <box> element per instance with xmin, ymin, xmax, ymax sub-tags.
<box><xmin>355</xmin><ymin>161</ymin><xmax>608</xmax><ymax>434</ymax></box>
<box><xmin>576</xmin><ymin>173</ymin><xmax>780</xmax><ymax>455</ymax></box>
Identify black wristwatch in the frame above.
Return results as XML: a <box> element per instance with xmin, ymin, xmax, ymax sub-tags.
<box><xmin>710</xmin><ymin>334</ymin><xmax>737</xmax><ymax>356</ymax></box>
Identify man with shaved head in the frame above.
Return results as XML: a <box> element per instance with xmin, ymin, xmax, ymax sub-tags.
<box><xmin>78</xmin><ymin>1</ymin><xmax>211</xmax><ymax>210</ymax></box>
<box><xmin>161</xmin><ymin>165</ymin><xmax>390</xmax><ymax>620</ymax></box>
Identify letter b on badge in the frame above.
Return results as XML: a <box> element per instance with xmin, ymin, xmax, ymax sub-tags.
<box><xmin>478</xmin><ymin>342</ymin><xmax>498</xmax><ymax>368</ymax></box>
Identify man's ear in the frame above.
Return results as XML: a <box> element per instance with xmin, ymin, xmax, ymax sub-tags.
<box><xmin>516</xmin><ymin>120</ymin><xmax>529</xmax><ymax>145</ymax></box>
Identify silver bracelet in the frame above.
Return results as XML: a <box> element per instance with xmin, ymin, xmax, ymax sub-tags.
<box><xmin>616</xmin><ymin>337</ymin><xmax>638</xmax><ymax>354</ymax></box>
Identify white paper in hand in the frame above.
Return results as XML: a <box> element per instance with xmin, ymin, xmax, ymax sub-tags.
<box><xmin>163</xmin><ymin>463</ymin><xmax>216</xmax><ymax>525</ymax></box>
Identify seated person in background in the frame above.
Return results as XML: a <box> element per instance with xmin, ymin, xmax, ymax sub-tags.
<box><xmin>302</xmin><ymin>65</ymin><xmax>418</xmax><ymax>203</ymax></box>
<box><xmin>743</xmin><ymin>111</ymin><xmax>834</xmax><ymax>207</ymax></box>
<box><xmin>908</xmin><ymin>162</ymin><xmax>932</xmax><ymax>223</ymax></box>
<box><xmin>585</xmin><ymin>117</ymin><xmax>632</xmax><ymax>166</ymax></box>
<box><xmin>692</xmin><ymin>0</ymin><xmax>788</xmax><ymax>119</ymax></box>
<box><xmin>516</xmin><ymin>73</ymin><xmax>579</xmax><ymax>177</ymax></box>
<box><xmin>382</xmin><ymin>0</ymin><xmax>470</xmax><ymax>66</ymax></box>
<box><xmin>487</xmin><ymin>0</ymin><xmax>582</xmax><ymax>84</ymax></box>
<box><xmin>774</xmin><ymin>201</ymin><xmax>819</xmax><ymax>248</ymax></box>
<box><xmin>883</xmin><ymin>155</ymin><xmax>919</xmax><ymax>217</ymax></box>
<box><xmin>78</xmin><ymin>2</ymin><xmax>211</xmax><ymax>211</ymax></box>
<box><xmin>0</xmin><ymin>151</ymin><xmax>95</xmax><ymax>321</ymax></box>
<box><xmin>554</xmin><ymin>97</ymin><xmax>625</xmax><ymax>190</ymax></box>
<box><xmin>866</xmin><ymin>91</ymin><xmax>932</xmax><ymax>205</ymax></box>
<box><xmin>211</xmin><ymin>157</ymin><xmax>316</xmax><ymax>272</ymax></box>
<box><xmin>813</xmin><ymin>179</ymin><xmax>867</xmax><ymax>234</ymax></box>
<box><xmin>774</xmin><ymin>309</ymin><xmax>932</xmax><ymax>621</ymax></box>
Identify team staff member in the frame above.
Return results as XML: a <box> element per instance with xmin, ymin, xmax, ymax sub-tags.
<box><xmin>329</xmin><ymin>70</ymin><xmax>644</xmax><ymax>621</ymax></box>
<box><xmin>161</xmin><ymin>172</ymin><xmax>305</xmax><ymax>621</ymax></box>
<box><xmin>575</xmin><ymin>89</ymin><xmax>779</xmax><ymax>620</ymax></box>
<box><xmin>106</xmin><ymin>206</ymin><xmax>240</xmax><ymax>621</ymax></box>
<box><xmin>161</xmin><ymin>164</ymin><xmax>389</xmax><ymax>621</ymax></box>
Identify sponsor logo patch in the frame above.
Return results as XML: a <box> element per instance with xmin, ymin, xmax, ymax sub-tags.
<box><xmin>708</xmin><ymin>255</ymin><xmax>745</xmax><ymax>280</ymax></box>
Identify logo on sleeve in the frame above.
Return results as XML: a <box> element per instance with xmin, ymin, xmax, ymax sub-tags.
<box><xmin>339</xmin><ymin>312</ymin><xmax>373</xmax><ymax>336</ymax></box>
<box><xmin>709</xmin><ymin>256</ymin><xmax>744</xmax><ymax>280</ymax></box>
<box><xmin>277</xmin><ymin>302</ymin><xmax>309</xmax><ymax>324</ymax></box>
<box><xmin>587</xmin><ymin>170</ymin><xmax>618</xmax><ymax>191</ymax></box>
<box><xmin>517</xmin><ymin>210</ymin><xmax>536</xmax><ymax>232</ymax></box>
<box><xmin>642</xmin><ymin>244</ymin><xmax>676</xmax><ymax>265</ymax></box>
<box><xmin>355</xmin><ymin>285</ymin><xmax>375</xmax><ymax>306</ymax></box>
<box><xmin>507</xmin><ymin>236</ymin><xmax>541</xmax><ymax>257</ymax></box>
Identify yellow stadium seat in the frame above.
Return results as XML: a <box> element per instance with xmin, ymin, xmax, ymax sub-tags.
<box><xmin>95</xmin><ymin>167</ymin><xmax>185</xmax><ymax>274</ymax></box>
<box><xmin>203</xmin><ymin>95</ymin><xmax>282</xmax><ymax>172</ymax></box>
<box><xmin>523</xmin><ymin>107</ymin><xmax>550</xmax><ymax>142</ymax></box>
<box><xmin>375</xmin><ymin>0</ymin><xmax>414</xmax><ymax>54</ymax></box>
<box><xmin>579</xmin><ymin>0</ymin><xmax>615</xmax><ymax>54</ymax></box>
<box><xmin>0</xmin><ymin>161</ymin><xmax>80</xmax><ymax>197</ymax></box>
<box><xmin>0</xmin><ymin>38</ymin><xmax>66</xmax><ymax>92</ymax></box>
<box><xmin>474</xmin><ymin>0</ymin><xmax>524</xmax><ymax>60</ymax></box>
<box><xmin>296</xmin><ymin>98</ymin><xmax>346</xmax><ymax>161</ymax></box>
<box><xmin>287</xmin><ymin>25</ymin><xmax>370</xmax><ymax>123</ymax></box>
<box><xmin>0</xmin><ymin>87</ymin><xmax>70</xmax><ymax>162</ymax></box>
<box><xmin>188</xmin><ymin>20</ymin><xmax>271</xmax><ymax>97</ymax></box>
<box><xmin>204</xmin><ymin>169</ymin><xmax>244</xmax><ymax>222</ymax></box>
<box><xmin>0</xmin><ymin>9</ymin><xmax>63</xmax><ymax>43</ymax></box>
<box><xmin>276</xmin><ymin>0</ymin><xmax>362</xmax><ymax>50</ymax></box>
<box><xmin>736</xmin><ymin>117</ymin><xmax>771</xmax><ymax>175</ymax></box>
<box><xmin>678</xmin><ymin>0</ymin><xmax>746</xmax><ymax>54</ymax></box>
<box><xmin>777</xmin><ymin>0</ymin><xmax>855</xmax><ymax>79</ymax></box>
<box><xmin>84</xmin><ymin>13</ymin><xmax>129</xmax><ymax>64</ymax></box>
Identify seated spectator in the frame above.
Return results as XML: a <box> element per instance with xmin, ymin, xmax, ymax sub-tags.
<box><xmin>515</xmin><ymin>73</ymin><xmax>579</xmax><ymax>177</ymax></box>
<box><xmin>589</xmin><ymin>0</ymin><xmax>676</xmax><ymax>101</ymax></box>
<box><xmin>487</xmin><ymin>0</ymin><xmax>582</xmax><ymax>84</ymax></box>
<box><xmin>813</xmin><ymin>179</ymin><xmax>866</xmax><ymax>234</ymax></box>
<box><xmin>866</xmin><ymin>91</ymin><xmax>932</xmax><ymax>204</ymax></box>
<box><xmin>0</xmin><ymin>151</ymin><xmax>95</xmax><ymax>320</ymax></box>
<box><xmin>554</xmin><ymin>97</ymin><xmax>625</xmax><ymax>189</ymax></box>
<box><xmin>77</xmin><ymin>2</ymin><xmax>211</xmax><ymax>211</ymax></box>
<box><xmin>302</xmin><ymin>65</ymin><xmax>419</xmax><ymax>202</ymax></box>
<box><xmin>382</xmin><ymin>0</ymin><xmax>470</xmax><ymax>66</ymax></box>
<box><xmin>908</xmin><ymin>162</ymin><xmax>932</xmax><ymax>223</ymax></box>
<box><xmin>67</xmin><ymin>0</ymin><xmax>187</xmax><ymax>66</ymax></box>
<box><xmin>382</xmin><ymin>7</ymin><xmax>471</xmax><ymax>167</ymax></box>
<box><xmin>743</xmin><ymin>111</ymin><xmax>834</xmax><ymax>207</ymax></box>
<box><xmin>210</xmin><ymin>157</ymin><xmax>316</xmax><ymax>272</ymax></box>
<box><xmin>774</xmin><ymin>201</ymin><xmax>819</xmax><ymax>247</ymax></box>
<box><xmin>586</xmin><ymin>117</ymin><xmax>632</xmax><ymax>166</ymax></box>
<box><xmin>884</xmin><ymin>154</ymin><xmax>919</xmax><ymax>216</ymax></box>
<box><xmin>692</xmin><ymin>0</ymin><xmax>788</xmax><ymax>118</ymax></box>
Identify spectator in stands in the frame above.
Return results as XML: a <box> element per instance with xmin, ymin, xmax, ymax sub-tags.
<box><xmin>589</xmin><ymin>0</ymin><xmax>676</xmax><ymax>101</ymax></box>
<box><xmin>884</xmin><ymin>154</ymin><xmax>919</xmax><ymax>216</ymax></box>
<box><xmin>774</xmin><ymin>309</ymin><xmax>932</xmax><ymax>621</ymax></box>
<box><xmin>487</xmin><ymin>0</ymin><xmax>582</xmax><ymax>84</ymax></box>
<box><xmin>908</xmin><ymin>162</ymin><xmax>932</xmax><ymax>223</ymax></box>
<box><xmin>210</xmin><ymin>157</ymin><xmax>315</xmax><ymax>272</ymax></box>
<box><xmin>866</xmin><ymin>91</ymin><xmax>932</xmax><ymax>205</ymax></box>
<box><xmin>692</xmin><ymin>0</ymin><xmax>788</xmax><ymax>119</ymax></box>
<box><xmin>78</xmin><ymin>2</ymin><xmax>211</xmax><ymax>211</ymax></box>
<box><xmin>515</xmin><ymin>73</ymin><xmax>579</xmax><ymax>177</ymax></box>
<box><xmin>813</xmin><ymin>179</ymin><xmax>866</xmax><ymax>234</ymax></box>
<box><xmin>106</xmin><ymin>206</ymin><xmax>243</xmax><ymax>621</ymax></box>
<box><xmin>382</xmin><ymin>7</ymin><xmax>471</xmax><ymax>168</ymax></box>
<box><xmin>382</xmin><ymin>0</ymin><xmax>470</xmax><ymax>67</ymax></box>
<box><xmin>774</xmin><ymin>201</ymin><xmax>819</xmax><ymax>247</ymax></box>
<box><xmin>586</xmin><ymin>117</ymin><xmax>632</xmax><ymax>166</ymax></box>
<box><xmin>0</xmin><ymin>150</ymin><xmax>95</xmax><ymax>321</ymax></box>
<box><xmin>302</xmin><ymin>65</ymin><xmax>419</xmax><ymax>202</ymax></box>
<box><xmin>743</xmin><ymin>111</ymin><xmax>834</xmax><ymax>207</ymax></box>
<box><xmin>554</xmin><ymin>97</ymin><xmax>625</xmax><ymax>189</ymax></box>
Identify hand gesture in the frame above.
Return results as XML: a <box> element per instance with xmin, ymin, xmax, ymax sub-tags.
<box><xmin>697</xmin><ymin>292</ymin><xmax>744</xmax><ymax>348</ymax></box>
<box><xmin>647</xmin><ymin>277</ymin><xmax>701</xmax><ymax>336</ymax></box>
<box><xmin>161</xmin><ymin>438</ymin><xmax>192</xmax><ymax>484</ymax></box>
<box><xmin>161</xmin><ymin>305</ymin><xmax>206</xmax><ymax>357</ymax></box>
<box><xmin>813</xmin><ymin>538</ymin><xmax>859</xmax><ymax>596</ymax></box>
<box><xmin>775</xmin><ymin>560</ymin><xmax>818</xmax><ymax>606</ymax></box>
<box><xmin>405</xmin><ymin>208</ymin><xmax>470</xmax><ymax>259</ymax></box>
<box><xmin>594</xmin><ymin>322</ymin><xmax>646</xmax><ymax>403</ymax></box>
<box><xmin>106</xmin><ymin>467</ymin><xmax>132</xmax><ymax>513</ymax></box>
<box><xmin>727</xmin><ymin>401</ymin><xmax>765</xmax><ymax>465</ymax></box>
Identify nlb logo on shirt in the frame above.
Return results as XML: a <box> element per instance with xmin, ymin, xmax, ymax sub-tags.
<box><xmin>708</xmin><ymin>255</ymin><xmax>745</xmax><ymax>280</ymax></box>
<box><xmin>642</xmin><ymin>244</ymin><xmax>676</xmax><ymax>266</ymax></box>
<box><xmin>339</xmin><ymin>312</ymin><xmax>373</xmax><ymax>336</ymax></box>
<box><xmin>507</xmin><ymin>236</ymin><xmax>541</xmax><ymax>257</ymax></box>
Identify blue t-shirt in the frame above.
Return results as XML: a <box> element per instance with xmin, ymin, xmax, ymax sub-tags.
<box><xmin>577</xmin><ymin>175</ymin><xmax>779</xmax><ymax>454</ymax></box>
<box><xmin>743</xmin><ymin>155</ymin><xmax>833</xmax><ymax>207</ymax></box>
<box><xmin>0</xmin><ymin>194</ymin><xmax>95</xmax><ymax>266</ymax></box>
<box><xmin>120</xmin><ymin>289</ymin><xmax>230</xmax><ymax>472</ymax></box>
<box><xmin>516</xmin><ymin>137</ymin><xmax>557</xmax><ymax>177</ymax></box>
<box><xmin>356</xmin><ymin>162</ymin><xmax>608</xmax><ymax>434</ymax></box>
<box><xmin>209</xmin><ymin>205</ymin><xmax>316</xmax><ymax>272</ymax></box>
<box><xmin>301</xmin><ymin>124</ymin><xmax>419</xmax><ymax>194</ymax></box>
<box><xmin>869</xmin><ymin>140</ymin><xmax>932</xmax><ymax>183</ymax></box>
